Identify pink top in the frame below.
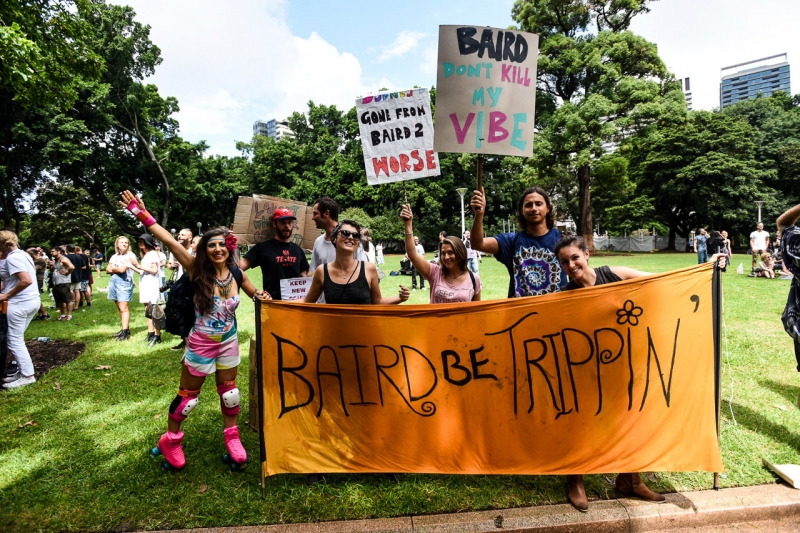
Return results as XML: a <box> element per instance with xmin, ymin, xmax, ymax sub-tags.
<box><xmin>428</xmin><ymin>263</ymin><xmax>481</xmax><ymax>304</ymax></box>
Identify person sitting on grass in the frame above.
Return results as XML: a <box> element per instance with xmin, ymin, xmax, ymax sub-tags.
<box><xmin>401</xmin><ymin>204</ymin><xmax>481</xmax><ymax>304</ymax></box>
<box><xmin>120</xmin><ymin>190</ymin><xmax>270</xmax><ymax>472</ymax></box>
<box><xmin>757</xmin><ymin>252</ymin><xmax>775</xmax><ymax>279</ymax></box>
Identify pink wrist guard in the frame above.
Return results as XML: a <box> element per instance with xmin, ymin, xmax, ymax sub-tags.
<box><xmin>126</xmin><ymin>199</ymin><xmax>156</xmax><ymax>227</ymax></box>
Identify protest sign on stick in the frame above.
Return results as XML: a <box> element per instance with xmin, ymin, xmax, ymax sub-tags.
<box><xmin>434</xmin><ymin>26</ymin><xmax>539</xmax><ymax>158</ymax></box>
<box><xmin>356</xmin><ymin>89</ymin><xmax>440</xmax><ymax>186</ymax></box>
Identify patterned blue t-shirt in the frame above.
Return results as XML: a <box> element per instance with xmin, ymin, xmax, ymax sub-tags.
<box><xmin>494</xmin><ymin>229</ymin><xmax>567</xmax><ymax>298</ymax></box>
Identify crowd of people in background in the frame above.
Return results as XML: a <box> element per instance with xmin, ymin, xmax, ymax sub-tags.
<box><xmin>692</xmin><ymin>222</ymin><xmax>793</xmax><ymax>280</ymax></box>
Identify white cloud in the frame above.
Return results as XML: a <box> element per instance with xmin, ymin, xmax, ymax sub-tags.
<box><xmin>176</xmin><ymin>90</ymin><xmax>241</xmax><ymax>138</ymax></box>
<box><xmin>377</xmin><ymin>30</ymin><xmax>427</xmax><ymax>63</ymax></box>
<box><xmin>273</xmin><ymin>32</ymin><xmax>368</xmax><ymax>117</ymax></box>
<box><xmin>123</xmin><ymin>0</ymin><xmax>373</xmax><ymax>155</ymax></box>
<box><xmin>420</xmin><ymin>44</ymin><xmax>438</xmax><ymax>75</ymax></box>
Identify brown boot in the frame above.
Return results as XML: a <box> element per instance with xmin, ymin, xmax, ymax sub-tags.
<box><xmin>615</xmin><ymin>473</ymin><xmax>665</xmax><ymax>502</ymax></box>
<box><xmin>566</xmin><ymin>474</ymin><xmax>588</xmax><ymax>512</ymax></box>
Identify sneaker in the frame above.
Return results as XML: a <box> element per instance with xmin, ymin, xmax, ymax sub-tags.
<box><xmin>111</xmin><ymin>329</ymin><xmax>124</xmax><ymax>339</ymax></box>
<box><xmin>57</xmin><ymin>315</ymin><xmax>67</xmax><ymax>321</ymax></box>
<box><xmin>86</xmin><ymin>303</ymin><xmax>92</xmax><ymax>308</ymax></box>
<box><xmin>116</xmin><ymin>329</ymin><xmax>131</xmax><ymax>342</ymax></box>
<box><xmin>170</xmin><ymin>340</ymin><xmax>186</xmax><ymax>351</ymax></box>
<box><xmin>5</xmin><ymin>361</ymin><xmax>18</xmax><ymax>377</ymax></box>
<box><xmin>148</xmin><ymin>335</ymin><xmax>162</xmax><ymax>347</ymax></box>
<box><xmin>64</xmin><ymin>315</ymin><xmax>72</xmax><ymax>321</ymax></box>
<box><xmin>3</xmin><ymin>371</ymin><xmax>21</xmax><ymax>383</ymax></box>
<box><xmin>143</xmin><ymin>332</ymin><xmax>155</xmax><ymax>343</ymax></box>
<box><xmin>3</xmin><ymin>375</ymin><xmax>36</xmax><ymax>389</ymax></box>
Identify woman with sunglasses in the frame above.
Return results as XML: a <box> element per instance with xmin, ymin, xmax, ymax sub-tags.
<box><xmin>120</xmin><ymin>190</ymin><xmax>270</xmax><ymax>473</ymax></box>
<box><xmin>400</xmin><ymin>204</ymin><xmax>481</xmax><ymax>303</ymax></box>
<box><xmin>304</xmin><ymin>219</ymin><xmax>409</xmax><ymax>305</ymax></box>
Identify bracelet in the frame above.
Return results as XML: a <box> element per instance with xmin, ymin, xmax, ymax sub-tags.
<box><xmin>405</xmin><ymin>233</ymin><xmax>413</xmax><ymax>236</ymax></box>
<box><xmin>126</xmin><ymin>199</ymin><xmax>157</xmax><ymax>228</ymax></box>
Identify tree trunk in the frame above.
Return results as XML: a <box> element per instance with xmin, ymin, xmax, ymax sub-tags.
<box><xmin>668</xmin><ymin>222</ymin><xmax>676</xmax><ymax>251</ymax></box>
<box><xmin>577</xmin><ymin>165</ymin><xmax>594</xmax><ymax>252</ymax></box>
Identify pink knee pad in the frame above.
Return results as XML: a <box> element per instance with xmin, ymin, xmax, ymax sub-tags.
<box><xmin>218</xmin><ymin>380</ymin><xmax>240</xmax><ymax>416</ymax></box>
<box><xmin>168</xmin><ymin>389</ymin><xmax>200</xmax><ymax>422</ymax></box>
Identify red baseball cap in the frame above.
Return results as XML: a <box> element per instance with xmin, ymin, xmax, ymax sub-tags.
<box><xmin>273</xmin><ymin>208</ymin><xmax>296</xmax><ymax>221</ymax></box>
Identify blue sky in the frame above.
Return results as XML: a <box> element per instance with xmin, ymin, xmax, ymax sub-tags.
<box><xmin>121</xmin><ymin>0</ymin><xmax>800</xmax><ymax>157</ymax></box>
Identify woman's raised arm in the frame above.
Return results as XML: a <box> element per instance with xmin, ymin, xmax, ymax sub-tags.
<box><xmin>119</xmin><ymin>190</ymin><xmax>195</xmax><ymax>275</ymax></box>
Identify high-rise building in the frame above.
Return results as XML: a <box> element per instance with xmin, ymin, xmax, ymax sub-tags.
<box><xmin>720</xmin><ymin>53</ymin><xmax>791</xmax><ymax>108</ymax></box>
<box><xmin>253</xmin><ymin>118</ymin><xmax>294</xmax><ymax>140</ymax></box>
<box><xmin>680</xmin><ymin>77</ymin><xmax>692</xmax><ymax>111</ymax></box>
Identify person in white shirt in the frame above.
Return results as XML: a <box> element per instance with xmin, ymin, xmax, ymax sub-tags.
<box><xmin>361</xmin><ymin>228</ymin><xmax>376</xmax><ymax>263</ymax></box>
<box><xmin>137</xmin><ymin>234</ymin><xmax>163</xmax><ymax>347</ymax></box>
<box><xmin>407</xmin><ymin>236</ymin><xmax>426</xmax><ymax>290</ymax></box>
<box><xmin>750</xmin><ymin>222</ymin><xmax>770</xmax><ymax>271</ymax></box>
<box><xmin>0</xmin><ymin>230</ymin><xmax>42</xmax><ymax>389</ymax></box>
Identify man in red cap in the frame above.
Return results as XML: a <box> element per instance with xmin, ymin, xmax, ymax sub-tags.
<box><xmin>240</xmin><ymin>208</ymin><xmax>310</xmax><ymax>299</ymax></box>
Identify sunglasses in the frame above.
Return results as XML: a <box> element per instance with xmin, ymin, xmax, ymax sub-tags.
<box><xmin>337</xmin><ymin>230</ymin><xmax>360</xmax><ymax>240</ymax></box>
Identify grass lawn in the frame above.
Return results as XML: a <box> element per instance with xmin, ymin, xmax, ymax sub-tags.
<box><xmin>1</xmin><ymin>252</ymin><xmax>798</xmax><ymax>532</ymax></box>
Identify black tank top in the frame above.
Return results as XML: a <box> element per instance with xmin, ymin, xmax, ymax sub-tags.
<box><xmin>564</xmin><ymin>265</ymin><xmax>622</xmax><ymax>291</ymax></box>
<box><xmin>323</xmin><ymin>261</ymin><xmax>372</xmax><ymax>304</ymax></box>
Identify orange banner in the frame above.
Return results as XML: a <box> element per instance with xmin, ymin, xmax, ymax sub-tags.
<box><xmin>257</xmin><ymin>263</ymin><xmax>723</xmax><ymax>476</ymax></box>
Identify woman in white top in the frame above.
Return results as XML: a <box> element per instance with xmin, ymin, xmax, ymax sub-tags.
<box><xmin>107</xmin><ymin>236</ymin><xmax>142</xmax><ymax>341</ymax></box>
<box><xmin>361</xmin><ymin>228</ymin><xmax>376</xmax><ymax>263</ymax></box>
<box><xmin>137</xmin><ymin>234</ymin><xmax>163</xmax><ymax>346</ymax></box>
<box><xmin>0</xmin><ymin>230</ymin><xmax>42</xmax><ymax>389</ymax></box>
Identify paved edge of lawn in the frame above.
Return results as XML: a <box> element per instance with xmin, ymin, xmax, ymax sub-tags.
<box><xmin>142</xmin><ymin>482</ymin><xmax>800</xmax><ymax>532</ymax></box>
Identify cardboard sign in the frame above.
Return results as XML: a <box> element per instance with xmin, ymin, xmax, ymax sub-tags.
<box><xmin>230</xmin><ymin>195</ymin><xmax>320</xmax><ymax>249</ymax></box>
<box><xmin>256</xmin><ymin>263</ymin><xmax>723</xmax><ymax>476</ymax></box>
<box><xmin>356</xmin><ymin>89</ymin><xmax>440</xmax><ymax>185</ymax></box>
<box><xmin>434</xmin><ymin>25</ymin><xmax>539</xmax><ymax>156</ymax></box>
<box><xmin>280</xmin><ymin>277</ymin><xmax>312</xmax><ymax>301</ymax></box>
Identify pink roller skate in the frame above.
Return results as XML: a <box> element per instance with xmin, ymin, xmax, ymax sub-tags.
<box><xmin>222</xmin><ymin>426</ymin><xmax>248</xmax><ymax>471</ymax></box>
<box><xmin>151</xmin><ymin>430</ymin><xmax>186</xmax><ymax>471</ymax></box>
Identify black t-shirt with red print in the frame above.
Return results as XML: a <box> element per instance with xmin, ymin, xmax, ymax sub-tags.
<box><xmin>243</xmin><ymin>239</ymin><xmax>309</xmax><ymax>300</ymax></box>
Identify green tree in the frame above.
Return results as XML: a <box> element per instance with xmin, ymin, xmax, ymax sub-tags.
<box><xmin>513</xmin><ymin>0</ymin><xmax>683</xmax><ymax>249</ymax></box>
<box><xmin>0</xmin><ymin>0</ymin><xmax>103</xmax><ymax>109</ymax></box>
<box><xmin>722</xmin><ymin>92</ymin><xmax>800</xmax><ymax>218</ymax></box>
<box><xmin>627</xmin><ymin>110</ymin><xmax>771</xmax><ymax>247</ymax></box>
<box><xmin>29</xmin><ymin>182</ymin><xmax>118</xmax><ymax>249</ymax></box>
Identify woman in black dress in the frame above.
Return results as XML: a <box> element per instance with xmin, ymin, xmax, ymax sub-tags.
<box><xmin>304</xmin><ymin>219</ymin><xmax>409</xmax><ymax>305</ymax></box>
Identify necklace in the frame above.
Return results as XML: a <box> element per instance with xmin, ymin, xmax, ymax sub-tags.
<box><xmin>334</xmin><ymin>261</ymin><xmax>356</xmax><ymax>280</ymax></box>
<box><xmin>215</xmin><ymin>270</ymin><xmax>233</xmax><ymax>298</ymax></box>
<box><xmin>447</xmin><ymin>270</ymin><xmax>465</xmax><ymax>284</ymax></box>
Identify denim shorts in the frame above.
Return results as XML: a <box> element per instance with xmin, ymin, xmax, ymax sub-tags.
<box><xmin>107</xmin><ymin>274</ymin><xmax>133</xmax><ymax>302</ymax></box>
